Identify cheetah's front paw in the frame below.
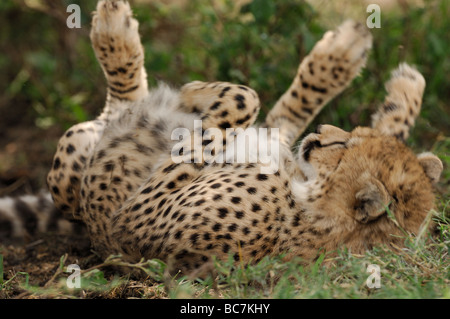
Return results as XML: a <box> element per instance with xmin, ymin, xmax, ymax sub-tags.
<box><xmin>264</xmin><ymin>21</ymin><xmax>373</xmax><ymax>145</ymax></box>
<box><xmin>90</xmin><ymin>0</ymin><xmax>148</xmax><ymax>101</ymax></box>
<box><xmin>302</xmin><ymin>20</ymin><xmax>373</xmax><ymax>93</ymax></box>
<box><xmin>91</xmin><ymin>0</ymin><xmax>139</xmax><ymax>43</ymax></box>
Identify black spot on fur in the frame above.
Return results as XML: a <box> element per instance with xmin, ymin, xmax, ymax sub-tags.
<box><xmin>234</xmin><ymin>94</ymin><xmax>246</xmax><ymax>110</ymax></box>
<box><xmin>72</xmin><ymin>162</ymin><xmax>81</xmax><ymax>172</ymax></box>
<box><xmin>383</xmin><ymin>102</ymin><xmax>398</xmax><ymax>113</ymax></box>
<box><xmin>153</xmin><ymin>192</ymin><xmax>164</xmax><ymax>199</ymax></box>
<box><xmin>301</xmin><ymin>96</ymin><xmax>309</xmax><ymax>105</ymax></box>
<box><xmin>117</xmin><ymin>67</ymin><xmax>127</xmax><ymax>74</ymax></box>
<box><xmin>177</xmin><ymin>173</ymin><xmax>190</xmax><ymax>181</ymax></box>
<box><xmin>219</xmin><ymin>121</ymin><xmax>231</xmax><ymax>130</ymax></box>
<box><xmin>131</xmin><ymin>203</ymin><xmax>142</xmax><ymax>212</ymax></box>
<box><xmin>195</xmin><ymin>199</ymin><xmax>206</xmax><ymax>206</ymax></box>
<box><xmin>211</xmin><ymin>183</ymin><xmax>221</xmax><ymax>189</ymax></box>
<box><xmin>234</xmin><ymin>181</ymin><xmax>245</xmax><ymax>188</ymax></box>
<box><xmin>235</xmin><ymin>114</ymin><xmax>251</xmax><ymax>125</ymax></box>
<box><xmin>235</xmin><ymin>211</ymin><xmax>244</xmax><ymax>219</ymax></box>
<box><xmin>174</xmin><ymin>231</ymin><xmax>182</xmax><ymax>239</ymax></box>
<box><xmin>157</xmin><ymin>198</ymin><xmax>167</xmax><ymax>210</ymax></box>
<box><xmin>257</xmin><ymin>174</ymin><xmax>268</xmax><ymax>181</ymax></box>
<box><xmin>166</xmin><ymin>181</ymin><xmax>176</xmax><ymax>189</ymax></box>
<box><xmin>311</xmin><ymin>85</ymin><xmax>327</xmax><ymax>94</ymax></box>
<box><xmin>218</xmin><ymin>208</ymin><xmax>229</xmax><ymax>218</ymax></box>
<box><xmin>69</xmin><ymin>176</ymin><xmax>79</xmax><ymax>185</ymax></box>
<box><xmin>52</xmin><ymin>186</ymin><xmax>60</xmax><ymax>195</ymax></box>
<box><xmin>144</xmin><ymin>207</ymin><xmax>154</xmax><ymax>215</ymax></box>
<box><xmin>222</xmin><ymin>244</ymin><xmax>230</xmax><ymax>253</ymax></box>
<box><xmin>219</xmin><ymin>86</ymin><xmax>231</xmax><ymax>98</ymax></box>
<box><xmin>251</xmin><ymin>203</ymin><xmax>262</xmax><ymax>212</ymax></box>
<box><xmin>53</xmin><ymin>157</ymin><xmax>61</xmax><ymax>170</ymax></box>
<box><xmin>231</xmin><ymin>197</ymin><xmax>241</xmax><ymax>204</ymax></box>
<box><xmin>210</xmin><ymin>101</ymin><xmax>222</xmax><ymax>111</ymax></box>
<box><xmin>104</xmin><ymin>161</ymin><xmax>115</xmax><ymax>172</ymax></box>
<box><xmin>203</xmin><ymin>232</ymin><xmax>211</xmax><ymax>240</ymax></box>
<box><xmin>190</xmin><ymin>233</ymin><xmax>199</xmax><ymax>244</ymax></box>
<box><xmin>66</xmin><ymin>144</ymin><xmax>76</xmax><ymax>154</ymax></box>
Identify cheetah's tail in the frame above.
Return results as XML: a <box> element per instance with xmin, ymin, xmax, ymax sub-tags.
<box><xmin>0</xmin><ymin>192</ymin><xmax>87</xmax><ymax>245</ymax></box>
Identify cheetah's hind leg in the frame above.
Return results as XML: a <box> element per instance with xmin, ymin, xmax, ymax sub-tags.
<box><xmin>265</xmin><ymin>20</ymin><xmax>373</xmax><ymax>146</ymax></box>
<box><xmin>90</xmin><ymin>0</ymin><xmax>148</xmax><ymax>115</ymax></box>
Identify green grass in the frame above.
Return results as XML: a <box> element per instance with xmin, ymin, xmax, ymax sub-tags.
<box><xmin>2</xmin><ymin>208</ymin><xmax>448</xmax><ymax>299</ymax></box>
<box><xmin>0</xmin><ymin>251</ymin><xmax>30</xmax><ymax>294</ymax></box>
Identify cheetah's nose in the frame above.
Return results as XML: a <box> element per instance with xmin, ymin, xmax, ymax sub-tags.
<box><xmin>315</xmin><ymin>125</ymin><xmax>323</xmax><ymax>134</ymax></box>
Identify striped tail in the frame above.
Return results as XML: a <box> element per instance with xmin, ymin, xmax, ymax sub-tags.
<box><xmin>0</xmin><ymin>192</ymin><xmax>86</xmax><ymax>244</ymax></box>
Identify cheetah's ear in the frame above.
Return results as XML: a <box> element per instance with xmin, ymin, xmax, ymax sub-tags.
<box><xmin>354</xmin><ymin>178</ymin><xmax>390</xmax><ymax>224</ymax></box>
<box><xmin>417</xmin><ymin>152</ymin><xmax>443</xmax><ymax>184</ymax></box>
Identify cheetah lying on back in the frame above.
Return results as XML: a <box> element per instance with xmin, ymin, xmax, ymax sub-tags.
<box><xmin>2</xmin><ymin>1</ymin><xmax>443</xmax><ymax>274</ymax></box>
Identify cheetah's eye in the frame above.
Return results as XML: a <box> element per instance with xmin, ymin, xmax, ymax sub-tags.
<box><xmin>302</xmin><ymin>140</ymin><xmax>347</xmax><ymax>161</ymax></box>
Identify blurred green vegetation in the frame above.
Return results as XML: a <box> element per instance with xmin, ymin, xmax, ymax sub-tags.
<box><xmin>0</xmin><ymin>0</ymin><xmax>448</xmax><ymax>196</ymax></box>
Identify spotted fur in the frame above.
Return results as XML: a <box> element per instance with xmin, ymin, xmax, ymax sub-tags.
<box><xmin>1</xmin><ymin>1</ymin><xmax>442</xmax><ymax>275</ymax></box>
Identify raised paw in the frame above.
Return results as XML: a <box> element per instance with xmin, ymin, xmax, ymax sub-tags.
<box><xmin>265</xmin><ymin>20</ymin><xmax>373</xmax><ymax>146</ymax></box>
<box><xmin>371</xmin><ymin>63</ymin><xmax>426</xmax><ymax>141</ymax></box>
<box><xmin>180</xmin><ymin>81</ymin><xmax>260</xmax><ymax>131</ymax></box>
<box><xmin>90</xmin><ymin>0</ymin><xmax>148</xmax><ymax>101</ymax></box>
<box><xmin>300</xmin><ymin>20</ymin><xmax>372</xmax><ymax>98</ymax></box>
<box><xmin>314</xmin><ymin>21</ymin><xmax>372</xmax><ymax>67</ymax></box>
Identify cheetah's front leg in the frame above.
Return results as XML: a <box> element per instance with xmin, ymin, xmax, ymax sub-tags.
<box><xmin>265</xmin><ymin>21</ymin><xmax>373</xmax><ymax>146</ymax></box>
<box><xmin>90</xmin><ymin>0</ymin><xmax>148</xmax><ymax>111</ymax></box>
<box><xmin>47</xmin><ymin>1</ymin><xmax>149</xmax><ymax>220</ymax></box>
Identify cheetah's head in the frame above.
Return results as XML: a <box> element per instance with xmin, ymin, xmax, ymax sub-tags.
<box><xmin>294</xmin><ymin>124</ymin><xmax>442</xmax><ymax>251</ymax></box>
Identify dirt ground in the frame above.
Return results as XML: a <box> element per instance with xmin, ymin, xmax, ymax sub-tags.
<box><xmin>0</xmin><ymin>110</ymin><xmax>62</xmax><ymax>196</ymax></box>
<box><xmin>1</xmin><ymin>234</ymin><xmax>90</xmax><ymax>298</ymax></box>
<box><xmin>0</xmin><ymin>233</ymin><xmax>170</xmax><ymax>298</ymax></box>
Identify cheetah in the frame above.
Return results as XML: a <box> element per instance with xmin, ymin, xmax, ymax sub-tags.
<box><xmin>1</xmin><ymin>1</ymin><xmax>443</xmax><ymax>274</ymax></box>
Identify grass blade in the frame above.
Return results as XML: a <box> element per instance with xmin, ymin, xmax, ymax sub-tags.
<box><xmin>0</xmin><ymin>254</ymin><xmax>3</xmax><ymax>287</ymax></box>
